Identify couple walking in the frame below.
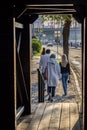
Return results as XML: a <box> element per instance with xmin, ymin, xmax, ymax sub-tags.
<box><xmin>39</xmin><ymin>47</ymin><xmax>70</xmax><ymax>102</ymax></box>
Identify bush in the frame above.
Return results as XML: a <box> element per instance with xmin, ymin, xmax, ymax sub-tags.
<box><xmin>32</xmin><ymin>38</ymin><xmax>42</xmax><ymax>53</ymax></box>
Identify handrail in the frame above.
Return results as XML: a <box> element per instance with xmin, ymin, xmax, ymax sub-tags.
<box><xmin>37</xmin><ymin>68</ymin><xmax>45</xmax><ymax>102</ymax></box>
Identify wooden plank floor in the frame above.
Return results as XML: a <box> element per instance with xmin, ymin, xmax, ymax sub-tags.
<box><xmin>17</xmin><ymin>102</ymin><xmax>82</xmax><ymax>130</ymax></box>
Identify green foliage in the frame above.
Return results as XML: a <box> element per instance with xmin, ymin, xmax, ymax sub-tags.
<box><xmin>41</xmin><ymin>14</ymin><xmax>72</xmax><ymax>26</ymax></box>
<box><xmin>32</xmin><ymin>38</ymin><xmax>42</xmax><ymax>53</ymax></box>
<box><xmin>33</xmin><ymin>52</ymin><xmax>41</xmax><ymax>56</ymax></box>
<box><xmin>40</xmin><ymin>14</ymin><xmax>72</xmax><ymax>58</ymax></box>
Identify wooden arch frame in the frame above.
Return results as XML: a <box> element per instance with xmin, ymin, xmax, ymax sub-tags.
<box><xmin>0</xmin><ymin>1</ymin><xmax>87</xmax><ymax>130</ymax></box>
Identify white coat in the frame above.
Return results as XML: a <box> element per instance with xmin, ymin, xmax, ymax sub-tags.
<box><xmin>47</xmin><ymin>58</ymin><xmax>61</xmax><ymax>87</ymax></box>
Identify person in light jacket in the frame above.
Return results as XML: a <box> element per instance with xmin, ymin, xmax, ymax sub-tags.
<box><xmin>39</xmin><ymin>49</ymin><xmax>50</xmax><ymax>74</ymax></box>
<box><xmin>47</xmin><ymin>53</ymin><xmax>61</xmax><ymax>102</ymax></box>
<box><xmin>39</xmin><ymin>49</ymin><xmax>51</xmax><ymax>91</ymax></box>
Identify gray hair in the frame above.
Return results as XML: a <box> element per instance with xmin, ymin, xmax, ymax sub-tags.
<box><xmin>50</xmin><ymin>53</ymin><xmax>56</xmax><ymax>58</ymax></box>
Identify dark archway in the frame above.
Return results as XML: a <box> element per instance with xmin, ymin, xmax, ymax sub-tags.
<box><xmin>0</xmin><ymin>1</ymin><xmax>87</xmax><ymax>130</ymax></box>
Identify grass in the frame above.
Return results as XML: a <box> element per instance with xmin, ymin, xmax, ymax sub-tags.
<box><xmin>33</xmin><ymin>53</ymin><xmax>41</xmax><ymax>56</ymax></box>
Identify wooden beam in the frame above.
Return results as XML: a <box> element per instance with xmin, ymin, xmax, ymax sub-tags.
<box><xmin>15</xmin><ymin>22</ymin><xmax>24</xmax><ymax>29</ymax></box>
<box><xmin>16</xmin><ymin>106</ymin><xmax>24</xmax><ymax>120</ymax></box>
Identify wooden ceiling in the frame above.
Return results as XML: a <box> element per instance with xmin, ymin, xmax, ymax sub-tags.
<box><xmin>15</xmin><ymin>1</ymin><xmax>87</xmax><ymax>23</ymax></box>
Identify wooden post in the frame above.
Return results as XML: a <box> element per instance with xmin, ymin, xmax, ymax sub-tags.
<box><xmin>37</xmin><ymin>69</ymin><xmax>44</xmax><ymax>102</ymax></box>
<box><xmin>0</xmin><ymin>7</ymin><xmax>16</xmax><ymax>130</ymax></box>
<box><xmin>19</xmin><ymin>21</ymin><xmax>32</xmax><ymax>115</ymax></box>
<box><xmin>83</xmin><ymin>17</ymin><xmax>87</xmax><ymax>130</ymax></box>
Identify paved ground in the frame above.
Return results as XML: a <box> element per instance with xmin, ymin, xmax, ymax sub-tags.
<box><xmin>31</xmin><ymin>56</ymin><xmax>82</xmax><ymax>105</ymax></box>
<box><xmin>30</xmin><ymin>56</ymin><xmax>83</xmax><ymax>129</ymax></box>
<box><xmin>17</xmin><ymin>55</ymin><xmax>83</xmax><ymax>129</ymax></box>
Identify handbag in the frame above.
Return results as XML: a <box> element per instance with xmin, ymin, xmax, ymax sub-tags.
<box><xmin>43</xmin><ymin>66</ymin><xmax>48</xmax><ymax>80</ymax></box>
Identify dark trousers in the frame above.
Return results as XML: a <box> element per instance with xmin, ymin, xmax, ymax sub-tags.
<box><xmin>48</xmin><ymin>86</ymin><xmax>56</xmax><ymax>97</ymax></box>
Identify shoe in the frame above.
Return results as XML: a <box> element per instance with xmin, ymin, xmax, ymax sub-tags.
<box><xmin>48</xmin><ymin>96</ymin><xmax>51</xmax><ymax>100</ymax></box>
<box><xmin>50</xmin><ymin>98</ymin><xmax>53</xmax><ymax>102</ymax></box>
<box><xmin>48</xmin><ymin>93</ymin><xmax>52</xmax><ymax>101</ymax></box>
<box><xmin>62</xmin><ymin>93</ymin><xmax>67</xmax><ymax>96</ymax></box>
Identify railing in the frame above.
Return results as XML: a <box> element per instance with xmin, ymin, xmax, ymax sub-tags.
<box><xmin>37</xmin><ymin>68</ymin><xmax>45</xmax><ymax>102</ymax></box>
<box><xmin>16</xmin><ymin>106</ymin><xmax>24</xmax><ymax>120</ymax></box>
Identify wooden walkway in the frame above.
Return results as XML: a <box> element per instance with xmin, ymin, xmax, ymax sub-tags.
<box><xmin>17</xmin><ymin>56</ymin><xmax>82</xmax><ymax>130</ymax></box>
<box><xmin>17</xmin><ymin>102</ymin><xmax>82</xmax><ymax>130</ymax></box>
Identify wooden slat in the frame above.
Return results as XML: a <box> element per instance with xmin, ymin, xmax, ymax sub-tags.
<box><xmin>17</xmin><ymin>122</ymin><xmax>29</xmax><ymax>130</ymax></box>
<box><xmin>70</xmin><ymin>103</ymin><xmax>81</xmax><ymax>130</ymax></box>
<box><xmin>17</xmin><ymin>103</ymin><xmax>82</xmax><ymax>130</ymax></box>
<box><xmin>38</xmin><ymin>103</ymin><xmax>53</xmax><ymax>130</ymax></box>
<box><xmin>15</xmin><ymin>22</ymin><xmax>24</xmax><ymax>29</ymax></box>
<box><xmin>28</xmin><ymin>103</ymin><xmax>47</xmax><ymax>130</ymax></box>
<box><xmin>60</xmin><ymin>103</ymin><xmax>69</xmax><ymax>130</ymax></box>
<box><xmin>49</xmin><ymin>103</ymin><xmax>61</xmax><ymax>130</ymax></box>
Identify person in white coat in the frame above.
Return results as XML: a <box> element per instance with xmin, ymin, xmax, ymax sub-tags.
<box><xmin>47</xmin><ymin>53</ymin><xmax>61</xmax><ymax>101</ymax></box>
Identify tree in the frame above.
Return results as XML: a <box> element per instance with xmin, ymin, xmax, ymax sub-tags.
<box><xmin>41</xmin><ymin>14</ymin><xmax>72</xmax><ymax>59</ymax></box>
<box><xmin>62</xmin><ymin>15</ymin><xmax>72</xmax><ymax>59</ymax></box>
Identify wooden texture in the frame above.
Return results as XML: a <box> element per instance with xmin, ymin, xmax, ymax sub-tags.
<box><xmin>60</xmin><ymin>103</ymin><xmax>69</xmax><ymax>130</ymax></box>
<box><xmin>17</xmin><ymin>102</ymin><xmax>81</xmax><ymax>130</ymax></box>
<box><xmin>70</xmin><ymin>103</ymin><xmax>81</xmax><ymax>130</ymax></box>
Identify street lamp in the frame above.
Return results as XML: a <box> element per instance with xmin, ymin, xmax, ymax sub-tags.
<box><xmin>54</xmin><ymin>30</ymin><xmax>61</xmax><ymax>59</ymax></box>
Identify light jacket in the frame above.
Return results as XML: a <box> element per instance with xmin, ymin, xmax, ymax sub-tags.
<box><xmin>39</xmin><ymin>53</ymin><xmax>50</xmax><ymax>73</ymax></box>
<box><xmin>47</xmin><ymin>58</ymin><xmax>61</xmax><ymax>87</ymax></box>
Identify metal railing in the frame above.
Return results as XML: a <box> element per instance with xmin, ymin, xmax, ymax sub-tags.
<box><xmin>37</xmin><ymin>68</ymin><xmax>45</xmax><ymax>102</ymax></box>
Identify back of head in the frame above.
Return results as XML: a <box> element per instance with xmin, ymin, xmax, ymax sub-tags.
<box><xmin>41</xmin><ymin>47</ymin><xmax>46</xmax><ymax>55</ymax></box>
<box><xmin>61</xmin><ymin>54</ymin><xmax>68</xmax><ymax>67</ymax></box>
<box><xmin>46</xmin><ymin>49</ymin><xmax>50</xmax><ymax>54</ymax></box>
<box><xmin>49</xmin><ymin>53</ymin><xmax>57</xmax><ymax>65</ymax></box>
<box><xmin>50</xmin><ymin>53</ymin><xmax>56</xmax><ymax>58</ymax></box>
<box><xmin>62</xmin><ymin>54</ymin><xmax>67</xmax><ymax>61</ymax></box>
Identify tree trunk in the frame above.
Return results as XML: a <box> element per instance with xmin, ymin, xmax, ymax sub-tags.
<box><xmin>63</xmin><ymin>20</ymin><xmax>71</xmax><ymax>60</ymax></box>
